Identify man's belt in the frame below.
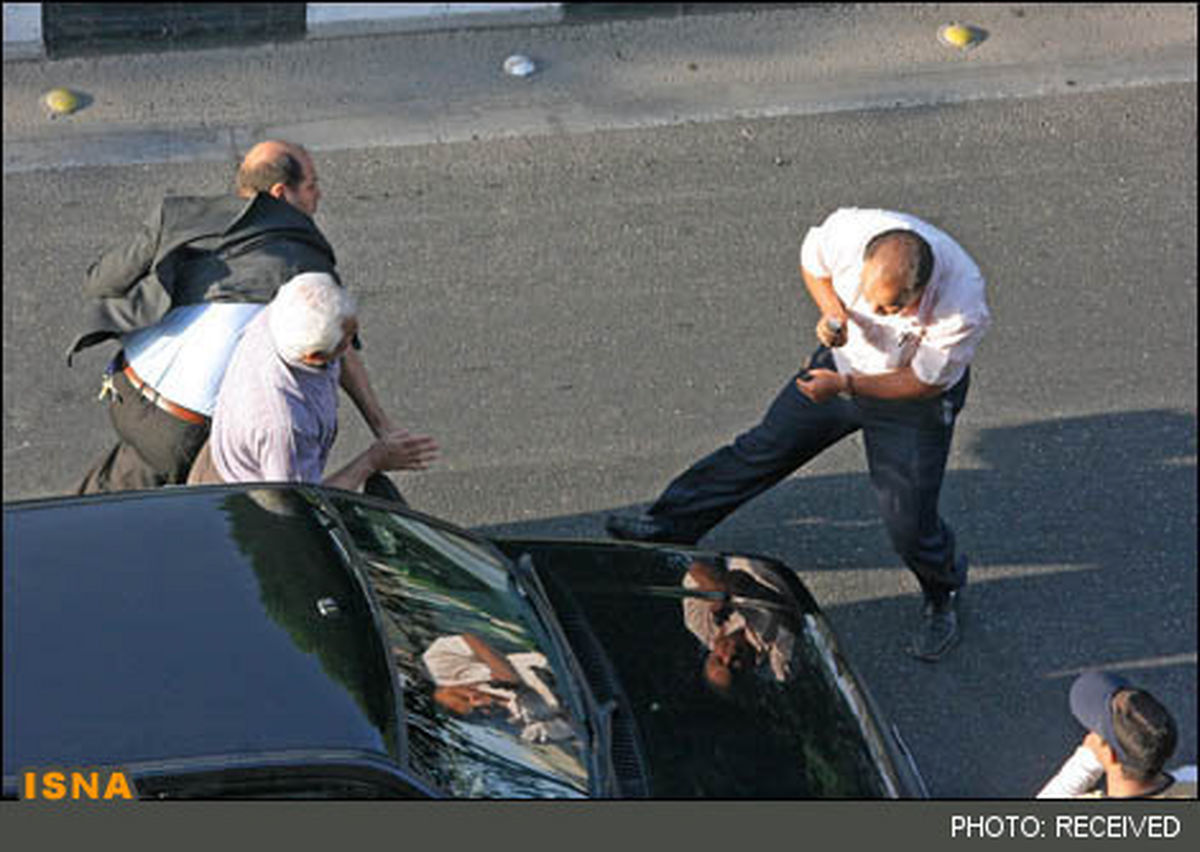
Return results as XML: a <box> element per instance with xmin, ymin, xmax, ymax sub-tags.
<box><xmin>121</xmin><ymin>363</ymin><xmax>208</xmax><ymax>425</ymax></box>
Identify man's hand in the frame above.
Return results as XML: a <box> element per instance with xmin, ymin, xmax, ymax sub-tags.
<box><xmin>795</xmin><ymin>368</ymin><xmax>847</xmax><ymax>404</ymax></box>
<box><xmin>815</xmin><ymin>313</ymin><xmax>849</xmax><ymax>348</ymax></box>
<box><xmin>367</xmin><ymin>429</ymin><xmax>440</xmax><ymax>472</ymax></box>
<box><xmin>1082</xmin><ymin>731</ymin><xmax>1110</xmax><ymax>766</ymax></box>
<box><xmin>324</xmin><ymin>429</ymin><xmax>439</xmax><ymax>492</ymax></box>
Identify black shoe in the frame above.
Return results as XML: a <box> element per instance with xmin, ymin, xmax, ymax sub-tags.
<box><xmin>910</xmin><ymin>590</ymin><xmax>960</xmax><ymax>662</ymax></box>
<box><xmin>605</xmin><ymin>512</ymin><xmax>688</xmax><ymax>544</ymax></box>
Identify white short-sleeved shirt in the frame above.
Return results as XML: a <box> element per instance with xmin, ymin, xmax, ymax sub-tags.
<box><xmin>800</xmin><ymin>208</ymin><xmax>991</xmax><ymax>389</ymax></box>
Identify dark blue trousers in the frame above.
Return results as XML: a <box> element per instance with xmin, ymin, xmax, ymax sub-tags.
<box><xmin>647</xmin><ymin>347</ymin><xmax>970</xmax><ymax>601</ymax></box>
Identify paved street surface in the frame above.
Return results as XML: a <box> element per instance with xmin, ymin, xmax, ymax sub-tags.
<box><xmin>3</xmin><ymin>4</ymin><xmax>1195</xmax><ymax>798</ymax></box>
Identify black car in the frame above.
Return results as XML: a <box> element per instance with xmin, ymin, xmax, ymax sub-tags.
<box><xmin>3</xmin><ymin>484</ymin><xmax>927</xmax><ymax>799</ymax></box>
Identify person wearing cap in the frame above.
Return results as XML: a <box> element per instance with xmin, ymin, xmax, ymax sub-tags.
<box><xmin>72</xmin><ymin>140</ymin><xmax>403</xmax><ymax>494</ymax></box>
<box><xmin>606</xmin><ymin>208</ymin><xmax>991</xmax><ymax>662</ymax></box>
<box><xmin>188</xmin><ymin>273</ymin><xmax>438</xmax><ymax>490</ymax></box>
<box><xmin>1037</xmin><ymin>670</ymin><xmax>1196</xmax><ymax>799</ymax></box>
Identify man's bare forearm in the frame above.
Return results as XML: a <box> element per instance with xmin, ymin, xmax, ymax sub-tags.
<box><xmin>848</xmin><ymin>367</ymin><xmax>943</xmax><ymax>400</ymax></box>
<box><xmin>462</xmin><ymin>633</ymin><xmax>520</xmax><ymax>685</ymax></box>
<box><xmin>339</xmin><ymin>347</ymin><xmax>394</xmax><ymax>437</ymax></box>
<box><xmin>801</xmin><ymin>268</ymin><xmax>844</xmax><ymax>319</ymax></box>
<box><xmin>322</xmin><ymin>446</ymin><xmax>379</xmax><ymax>492</ymax></box>
<box><xmin>798</xmin><ymin>365</ymin><xmax>945</xmax><ymax>404</ymax></box>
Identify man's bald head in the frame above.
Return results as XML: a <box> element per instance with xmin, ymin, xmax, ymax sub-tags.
<box><xmin>860</xmin><ymin>229</ymin><xmax>934</xmax><ymax>316</ymax></box>
<box><xmin>236</xmin><ymin>140</ymin><xmax>321</xmax><ymax>216</ymax></box>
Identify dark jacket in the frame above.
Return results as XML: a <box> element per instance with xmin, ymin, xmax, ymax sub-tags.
<box><xmin>67</xmin><ymin>192</ymin><xmax>338</xmax><ymax>365</ymax></box>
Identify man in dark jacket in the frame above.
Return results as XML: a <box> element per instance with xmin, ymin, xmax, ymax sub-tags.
<box><xmin>72</xmin><ymin>140</ymin><xmax>411</xmax><ymax>493</ymax></box>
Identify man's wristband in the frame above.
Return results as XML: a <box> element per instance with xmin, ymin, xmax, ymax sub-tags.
<box><xmin>842</xmin><ymin>373</ymin><xmax>856</xmax><ymax>398</ymax></box>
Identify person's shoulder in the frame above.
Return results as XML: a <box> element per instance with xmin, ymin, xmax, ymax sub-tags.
<box><xmin>827</xmin><ymin>206</ymin><xmax>912</xmax><ymax>227</ymax></box>
<box><xmin>804</xmin><ymin>207</ymin><xmax>884</xmax><ymax>254</ymax></box>
<box><xmin>815</xmin><ymin>206</ymin><xmax>871</xmax><ymax>230</ymax></box>
<box><xmin>1154</xmin><ymin>767</ymin><xmax>1198</xmax><ymax>799</ymax></box>
<box><xmin>231</xmin><ymin>307</ymin><xmax>274</xmax><ymax>353</ymax></box>
<box><xmin>241</xmin><ymin>193</ymin><xmax>323</xmax><ymax>232</ymax></box>
<box><xmin>221</xmin><ymin>321</ymin><xmax>281</xmax><ymax>396</ymax></box>
<box><xmin>889</xmin><ymin>213</ymin><xmax>983</xmax><ymax>287</ymax></box>
<box><xmin>820</xmin><ymin>207</ymin><xmax>925</xmax><ymax>242</ymax></box>
<box><xmin>1153</xmin><ymin>781</ymin><xmax>1197</xmax><ymax>799</ymax></box>
<box><xmin>239</xmin><ymin>195</ymin><xmax>337</xmax><ymax>259</ymax></box>
<box><xmin>422</xmin><ymin>634</ymin><xmax>472</xmax><ymax>663</ymax></box>
<box><xmin>160</xmin><ymin>193</ymin><xmax>241</xmax><ymax>217</ymax></box>
<box><xmin>897</xmin><ymin>213</ymin><xmax>972</xmax><ymax>256</ymax></box>
<box><xmin>157</xmin><ymin>194</ymin><xmax>248</xmax><ymax>235</ymax></box>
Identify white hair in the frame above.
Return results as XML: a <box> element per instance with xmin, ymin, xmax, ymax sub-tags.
<box><xmin>267</xmin><ymin>272</ymin><xmax>357</xmax><ymax>362</ymax></box>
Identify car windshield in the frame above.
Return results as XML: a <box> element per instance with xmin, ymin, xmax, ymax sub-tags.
<box><xmin>326</xmin><ymin>495</ymin><xmax>589</xmax><ymax>798</ymax></box>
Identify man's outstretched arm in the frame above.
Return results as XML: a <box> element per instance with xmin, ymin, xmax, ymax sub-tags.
<box><xmin>339</xmin><ymin>346</ymin><xmax>398</xmax><ymax>438</ymax></box>
<box><xmin>323</xmin><ymin>429</ymin><xmax>439</xmax><ymax>493</ymax></box>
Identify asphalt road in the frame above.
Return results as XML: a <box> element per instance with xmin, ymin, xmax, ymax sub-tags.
<box><xmin>3</xmin><ymin>7</ymin><xmax>1196</xmax><ymax>799</ymax></box>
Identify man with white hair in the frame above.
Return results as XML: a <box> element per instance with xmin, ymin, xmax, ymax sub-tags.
<box><xmin>188</xmin><ymin>273</ymin><xmax>438</xmax><ymax>490</ymax></box>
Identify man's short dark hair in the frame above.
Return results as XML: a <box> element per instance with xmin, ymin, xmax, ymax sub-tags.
<box><xmin>1111</xmin><ymin>689</ymin><xmax>1177</xmax><ymax>781</ymax></box>
<box><xmin>863</xmin><ymin>229</ymin><xmax>935</xmax><ymax>295</ymax></box>
<box><xmin>236</xmin><ymin>151</ymin><xmax>304</xmax><ymax>196</ymax></box>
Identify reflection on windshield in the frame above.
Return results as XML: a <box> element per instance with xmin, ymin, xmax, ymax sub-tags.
<box><xmin>328</xmin><ymin>497</ymin><xmax>588</xmax><ymax>798</ymax></box>
<box><xmin>681</xmin><ymin>556</ymin><xmax>800</xmax><ymax>694</ymax></box>
<box><xmin>423</xmin><ymin>634</ymin><xmax>575</xmax><ymax>743</ymax></box>
<box><xmin>669</xmin><ymin>553</ymin><xmax>893</xmax><ymax>796</ymax></box>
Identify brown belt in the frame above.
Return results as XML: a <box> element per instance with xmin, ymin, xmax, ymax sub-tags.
<box><xmin>122</xmin><ymin>364</ymin><xmax>208</xmax><ymax>425</ymax></box>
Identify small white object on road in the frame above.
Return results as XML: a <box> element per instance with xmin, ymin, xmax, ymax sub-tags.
<box><xmin>503</xmin><ymin>54</ymin><xmax>537</xmax><ymax>77</ymax></box>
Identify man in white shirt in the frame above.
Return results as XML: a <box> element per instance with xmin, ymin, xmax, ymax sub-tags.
<box><xmin>607</xmin><ymin>208</ymin><xmax>992</xmax><ymax>662</ymax></box>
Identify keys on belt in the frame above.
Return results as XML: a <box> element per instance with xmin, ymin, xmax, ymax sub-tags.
<box><xmin>98</xmin><ymin>357</ymin><xmax>123</xmax><ymax>403</ymax></box>
<box><xmin>98</xmin><ymin>372</ymin><xmax>119</xmax><ymax>402</ymax></box>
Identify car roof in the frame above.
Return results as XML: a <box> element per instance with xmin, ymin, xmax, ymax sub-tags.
<box><xmin>3</xmin><ymin>486</ymin><xmax>399</xmax><ymax>778</ymax></box>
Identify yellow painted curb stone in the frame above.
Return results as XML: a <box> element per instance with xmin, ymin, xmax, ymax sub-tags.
<box><xmin>938</xmin><ymin>23</ymin><xmax>980</xmax><ymax>50</ymax></box>
<box><xmin>43</xmin><ymin>87</ymin><xmax>81</xmax><ymax>116</ymax></box>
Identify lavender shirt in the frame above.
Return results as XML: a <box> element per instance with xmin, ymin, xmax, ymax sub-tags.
<box><xmin>209</xmin><ymin>307</ymin><xmax>341</xmax><ymax>484</ymax></box>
